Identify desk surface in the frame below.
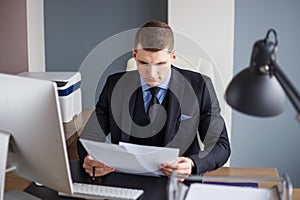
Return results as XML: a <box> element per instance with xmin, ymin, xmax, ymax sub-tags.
<box><xmin>205</xmin><ymin>166</ymin><xmax>280</xmax><ymax>189</ymax></box>
<box><xmin>24</xmin><ymin>160</ymin><xmax>290</xmax><ymax>200</ymax></box>
<box><xmin>205</xmin><ymin>167</ymin><xmax>300</xmax><ymax>199</ymax></box>
<box><xmin>25</xmin><ymin>160</ymin><xmax>168</xmax><ymax>200</ymax></box>
<box><xmin>64</xmin><ymin>108</ymin><xmax>93</xmax><ymax>146</ymax></box>
<box><xmin>6</xmin><ymin>109</ymin><xmax>300</xmax><ymax>199</ymax></box>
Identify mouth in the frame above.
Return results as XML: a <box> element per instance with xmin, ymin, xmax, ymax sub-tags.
<box><xmin>144</xmin><ymin>78</ymin><xmax>159</xmax><ymax>86</ymax></box>
<box><xmin>145</xmin><ymin>78</ymin><xmax>156</xmax><ymax>82</ymax></box>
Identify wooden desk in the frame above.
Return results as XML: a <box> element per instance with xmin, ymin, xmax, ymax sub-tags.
<box><xmin>24</xmin><ymin>161</ymin><xmax>298</xmax><ymax>200</ymax></box>
<box><xmin>64</xmin><ymin>108</ymin><xmax>93</xmax><ymax>159</ymax></box>
<box><xmin>4</xmin><ymin>111</ymin><xmax>300</xmax><ymax>199</ymax></box>
<box><xmin>205</xmin><ymin>166</ymin><xmax>280</xmax><ymax>188</ymax></box>
<box><xmin>294</xmin><ymin>188</ymin><xmax>300</xmax><ymax>200</ymax></box>
<box><xmin>64</xmin><ymin>108</ymin><xmax>93</xmax><ymax>144</ymax></box>
<box><xmin>4</xmin><ymin>109</ymin><xmax>93</xmax><ymax>192</ymax></box>
<box><xmin>205</xmin><ymin>167</ymin><xmax>300</xmax><ymax>199</ymax></box>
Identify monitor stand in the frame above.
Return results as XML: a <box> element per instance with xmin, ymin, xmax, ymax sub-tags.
<box><xmin>0</xmin><ymin>131</ymin><xmax>41</xmax><ymax>200</ymax></box>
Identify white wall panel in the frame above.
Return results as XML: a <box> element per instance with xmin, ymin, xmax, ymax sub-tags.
<box><xmin>26</xmin><ymin>0</ymin><xmax>45</xmax><ymax>72</ymax></box>
<box><xmin>168</xmin><ymin>0</ymin><xmax>234</xmax><ymax>146</ymax></box>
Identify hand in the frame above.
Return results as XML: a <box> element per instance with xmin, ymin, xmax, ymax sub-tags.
<box><xmin>83</xmin><ymin>155</ymin><xmax>115</xmax><ymax>177</ymax></box>
<box><xmin>158</xmin><ymin>157</ymin><xmax>194</xmax><ymax>181</ymax></box>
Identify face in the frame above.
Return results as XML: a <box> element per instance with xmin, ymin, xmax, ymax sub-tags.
<box><xmin>133</xmin><ymin>48</ymin><xmax>176</xmax><ymax>87</ymax></box>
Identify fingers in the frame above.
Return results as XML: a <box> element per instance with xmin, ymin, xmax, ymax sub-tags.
<box><xmin>158</xmin><ymin>157</ymin><xmax>193</xmax><ymax>179</ymax></box>
<box><xmin>93</xmin><ymin>166</ymin><xmax>115</xmax><ymax>176</ymax></box>
<box><xmin>159</xmin><ymin>165</ymin><xmax>189</xmax><ymax>177</ymax></box>
<box><xmin>83</xmin><ymin>155</ymin><xmax>115</xmax><ymax>177</ymax></box>
<box><xmin>83</xmin><ymin>155</ymin><xmax>193</xmax><ymax>179</ymax></box>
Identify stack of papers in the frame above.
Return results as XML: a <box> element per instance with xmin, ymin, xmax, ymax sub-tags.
<box><xmin>80</xmin><ymin>139</ymin><xmax>179</xmax><ymax>176</ymax></box>
<box><xmin>185</xmin><ymin>183</ymin><xmax>275</xmax><ymax>200</ymax></box>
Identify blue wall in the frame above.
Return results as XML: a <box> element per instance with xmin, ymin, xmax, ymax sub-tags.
<box><xmin>232</xmin><ymin>0</ymin><xmax>300</xmax><ymax>187</ymax></box>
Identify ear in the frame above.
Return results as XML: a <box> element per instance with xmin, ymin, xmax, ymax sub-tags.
<box><xmin>171</xmin><ymin>50</ymin><xmax>177</xmax><ymax>62</ymax></box>
<box><xmin>132</xmin><ymin>49</ymin><xmax>137</xmax><ymax>59</ymax></box>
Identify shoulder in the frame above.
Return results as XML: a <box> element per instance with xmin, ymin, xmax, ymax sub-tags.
<box><xmin>106</xmin><ymin>70</ymin><xmax>139</xmax><ymax>83</ymax></box>
<box><xmin>106</xmin><ymin>71</ymin><xmax>125</xmax><ymax>82</ymax></box>
<box><xmin>172</xmin><ymin>66</ymin><xmax>211</xmax><ymax>88</ymax></box>
<box><xmin>103</xmin><ymin>70</ymin><xmax>140</xmax><ymax>94</ymax></box>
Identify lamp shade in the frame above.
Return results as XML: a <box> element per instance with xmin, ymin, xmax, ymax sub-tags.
<box><xmin>225</xmin><ymin>66</ymin><xmax>285</xmax><ymax>117</ymax></box>
<box><xmin>225</xmin><ymin>29</ymin><xmax>300</xmax><ymax>121</ymax></box>
<box><xmin>225</xmin><ymin>30</ymin><xmax>288</xmax><ymax>117</ymax></box>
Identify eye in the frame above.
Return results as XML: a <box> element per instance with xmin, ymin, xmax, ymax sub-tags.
<box><xmin>156</xmin><ymin>62</ymin><xmax>168</xmax><ymax>66</ymax></box>
<box><xmin>137</xmin><ymin>60</ymin><xmax>149</xmax><ymax>65</ymax></box>
<box><xmin>159</xmin><ymin>62</ymin><xmax>167</xmax><ymax>65</ymax></box>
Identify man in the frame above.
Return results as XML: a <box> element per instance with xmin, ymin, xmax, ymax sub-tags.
<box><xmin>78</xmin><ymin>20</ymin><xmax>230</xmax><ymax>179</ymax></box>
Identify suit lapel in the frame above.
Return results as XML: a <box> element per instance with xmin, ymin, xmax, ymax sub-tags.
<box><xmin>164</xmin><ymin>68</ymin><xmax>200</xmax><ymax>154</ymax></box>
<box><xmin>119</xmin><ymin>71</ymin><xmax>141</xmax><ymax>142</ymax></box>
<box><xmin>164</xmin><ymin>67</ymin><xmax>186</xmax><ymax>144</ymax></box>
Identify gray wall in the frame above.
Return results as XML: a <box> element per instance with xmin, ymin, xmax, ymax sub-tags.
<box><xmin>232</xmin><ymin>0</ymin><xmax>300</xmax><ymax>187</ymax></box>
<box><xmin>44</xmin><ymin>0</ymin><xmax>300</xmax><ymax>187</ymax></box>
<box><xmin>45</xmin><ymin>0</ymin><xmax>167</xmax><ymax>71</ymax></box>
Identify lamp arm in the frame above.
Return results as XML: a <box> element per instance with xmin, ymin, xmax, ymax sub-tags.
<box><xmin>272</xmin><ymin>60</ymin><xmax>300</xmax><ymax>121</ymax></box>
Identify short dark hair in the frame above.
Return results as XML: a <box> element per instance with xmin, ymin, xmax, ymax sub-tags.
<box><xmin>134</xmin><ymin>20</ymin><xmax>174</xmax><ymax>52</ymax></box>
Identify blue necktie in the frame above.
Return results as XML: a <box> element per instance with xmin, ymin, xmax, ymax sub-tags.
<box><xmin>147</xmin><ymin>87</ymin><xmax>161</xmax><ymax>119</ymax></box>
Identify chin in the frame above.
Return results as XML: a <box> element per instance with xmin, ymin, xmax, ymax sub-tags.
<box><xmin>147</xmin><ymin>82</ymin><xmax>159</xmax><ymax>87</ymax></box>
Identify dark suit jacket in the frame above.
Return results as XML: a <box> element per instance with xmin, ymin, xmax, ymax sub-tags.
<box><xmin>78</xmin><ymin>66</ymin><xmax>230</xmax><ymax>174</ymax></box>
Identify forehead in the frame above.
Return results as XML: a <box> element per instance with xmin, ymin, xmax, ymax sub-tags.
<box><xmin>135</xmin><ymin>49</ymin><xmax>171</xmax><ymax>61</ymax></box>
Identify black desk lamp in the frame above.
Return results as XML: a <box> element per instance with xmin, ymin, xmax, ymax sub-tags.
<box><xmin>225</xmin><ymin>29</ymin><xmax>300</xmax><ymax>122</ymax></box>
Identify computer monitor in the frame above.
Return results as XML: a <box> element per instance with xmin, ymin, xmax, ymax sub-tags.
<box><xmin>0</xmin><ymin>130</ymin><xmax>10</xmax><ymax>200</ymax></box>
<box><xmin>0</xmin><ymin>73</ymin><xmax>73</xmax><ymax>197</ymax></box>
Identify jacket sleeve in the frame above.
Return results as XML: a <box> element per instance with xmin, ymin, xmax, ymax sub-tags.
<box><xmin>77</xmin><ymin>139</ymin><xmax>88</xmax><ymax>168</ymax></box>
<box><xmin>188</xmin><ymin>76</ymin><xmax>231</xmax><ymax>174</ymax></box>
<box><xmin>77</xmin><ymin>75</ymin><xmax>115</xmax><ymax>167</ymax></box>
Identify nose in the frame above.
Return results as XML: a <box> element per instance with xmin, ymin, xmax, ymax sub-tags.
<box><xmin>147</xmin><ymin>64</ymin><xmax>158</xmax><ymax>77</ymax></box>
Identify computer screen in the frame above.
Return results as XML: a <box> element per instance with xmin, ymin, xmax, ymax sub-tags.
<box><xmin>0</xmin><ymin>73</ymin><xmax>73</xmax><ymax>195</ymax></box>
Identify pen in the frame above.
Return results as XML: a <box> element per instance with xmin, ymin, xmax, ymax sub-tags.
<box><xmin>92</xmin><ymin>166</ymin><xmax>95</xmax><ymax>181</ymax></box>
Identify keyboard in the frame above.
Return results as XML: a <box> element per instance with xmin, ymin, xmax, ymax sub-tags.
<box><xmin>59</xmin><ymin>182</ymin><xmax>144</xmax><ymax>200</ymax></box>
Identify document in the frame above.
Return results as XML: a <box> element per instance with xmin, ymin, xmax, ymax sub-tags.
<box><xmin>185</xmin><ymin>183</ymin><xmax>274</xmax><ymax>200</ymax></box>
<box><xmin>79</xmin><ymin>139</ymin><xmax>179</xmax><ymax>176</ymax></box>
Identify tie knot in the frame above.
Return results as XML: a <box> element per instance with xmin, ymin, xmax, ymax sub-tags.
<box><xmin>149</xmin><ymin>87</ymin><xmax>160</xmax><ymax>98</ymax></box>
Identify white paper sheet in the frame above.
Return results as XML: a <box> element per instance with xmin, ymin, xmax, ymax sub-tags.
<box><xmin>185</xmin><ymin>183</ymin><xmax>274</xmax><ymax>200</ymax></box>
<box><xmin>80</xmin><ymin>139</ymin><xmax>179</xmax><ymax>176</ymax></box>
